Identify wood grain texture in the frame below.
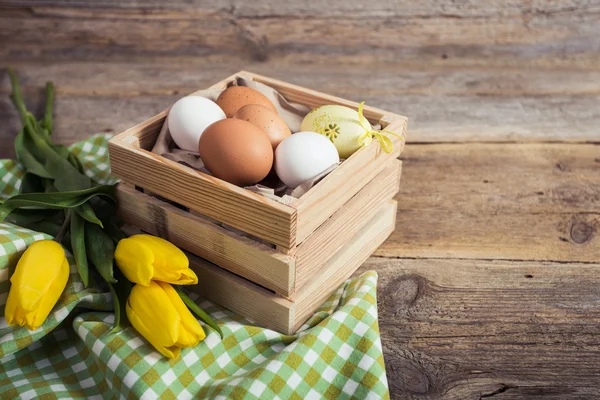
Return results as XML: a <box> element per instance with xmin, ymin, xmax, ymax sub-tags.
<box><xmin>188</xmin><ymin>201</ymin><xmax>396</xmax><ymax>335</ymax></box>
<box><xmin>379</xmin><ymin>143</ymin><xmax>600</xmax><ymax>262</ymax></box>
<box><xmin>1</xmin><ymin>1</ymin><xmax>599</xmax><ymax>397</ymax></box>
<box><xmin>295</xmin><ymin>160</ymin><xmax>401</xmax><ymax>290</ymax></box>
<box><xmin>293</xmin><ymin>126</ymin><xmax>404</xmax><ymax>244</ymax></box>
<box><xmin>2</xmin><ymin>63</ymin><xmax>599</xmax><ymax>160</ymax></box>
<box><xmin>188</xmin><ymin>254</ymin><xmax>295</xmax><ymax>334</ymax></box>
<box><xmin>359</xmin><ymin>257</ymin><xmax>600</xmax><ymax>399</ymax></box>
<box><xmin>115</xmin><ymin>184</ymin><xmax>296</xmax><ymax>296</ymax></box>
<box><xmin>294</xmin><ymin>201</ymin><xmax>397</xmax><ymax>331</ymax></box>
<box><xmin>108</xmin><ymin>138</ymin><xmax>298</xmax><ymax>248</ymax></box>
<box><xmin>1</xmin><ymin>1</ymin><xmax>599</xmax><ymax>68</ymax></box>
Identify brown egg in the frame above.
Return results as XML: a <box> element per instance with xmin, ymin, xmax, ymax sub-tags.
<box><xmin>216</xmin><ymin>86</ymin><xmax>277</xmax><ymax>118</ymax></box>
<box><xmin>233</xmin><ymin>104</ymin><xmax>291</xmax><ymax>149</ymax></box>
<box><xmin>199</xmin><ymin>119</ymin><xmax>273</xmax><ymax>186</ymax></box>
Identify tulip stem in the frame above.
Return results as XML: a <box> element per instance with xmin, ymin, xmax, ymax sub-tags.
<box><xmin>7</xmin><ymin>67</ymin><xmax>28</xmax><ymax>127</ymax></box>
<box><xmin>54</xmin><ymin>210</ymin><xmax>71</xmax><ymax>243</ymax></box>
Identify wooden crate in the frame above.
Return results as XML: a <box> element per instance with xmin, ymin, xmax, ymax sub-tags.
<box><xmin>115</xmin><ymin>159</ymin><xmax>401</xmax><ymax>297</ymax></box>
<box><xmin>187</xmin><ymin>201</ymin><xmax>396</xmax><ymax>334</ymax></box>
<box><xmin>109</xmin><ymin>71</ymin><xmax>406</xmax><ymax>333</ymax></box>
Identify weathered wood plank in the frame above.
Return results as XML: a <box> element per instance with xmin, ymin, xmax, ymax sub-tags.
<box><xmin>5</xmin><ymin>63</ymin><xmax>600</xmax><ymax>98</ymax></box>
<box><xmin>115</xmin><ymin>184</ymin><xmax>296</xmax><ymax>296</ymax></box>
<box><xmin>3</xmin><ymin>0</ymin><xmax>596</xmax><ymax>17</ymax></box>
<box><xmin>1</xmin><ymin>2</ymin><xmax>599</xmax><ymax>68</ymax></box>
<box><xmin>377</xmin><ymin>143</ymin><xmax>600</xmax><ymax>263</ymax></box>
<box><xmin>2</xmin><ymin>63</ymin><xmax>599</xmax><ymax>160</ymax></box>
<box><xmin>359</xmin><ymin>257</ymin><xmax>600</xmax><ymax>399</ymax></box>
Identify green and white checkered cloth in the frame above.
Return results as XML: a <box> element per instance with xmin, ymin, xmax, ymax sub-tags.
<box><xmin>0</xmin><ymin>134</ymin><xmax>389</xmax><ymax>399</ymax></box>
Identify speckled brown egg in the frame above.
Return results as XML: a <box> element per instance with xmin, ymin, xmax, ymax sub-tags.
<box><xmin>233</xmin><ymin>104</ymin><xmax>291</xmax><ymax>149</ymax></box>
<box><xmin>216</xmin><ymin>86</ymin><xmax>277</xmax><ymax>118</ymax></box>
<box><xmin>198</xmin><ymin>119</ymin><xmax>273</xmax><ymax>186</ymax></box>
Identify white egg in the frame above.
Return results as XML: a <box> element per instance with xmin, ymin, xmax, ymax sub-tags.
<box><xmin>167</xmin><ymin>96</ymin><xmax>226</xmax><ymax>152</ymax></box>
<box><xmin>275</xmin><ymin>131</ymin><xmax>340</xmax><ymax>189</ymax></box>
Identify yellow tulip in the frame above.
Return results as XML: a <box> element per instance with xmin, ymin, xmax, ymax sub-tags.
<box><xmin>5</xmin><ymin>240</ymin><xmax>69</xmax><ymax>330</ymax></box>
<box><xmin>114</xmin><ymin>234</ymin><xmax>197</xmax><ymax>286</ymax></box>
<box><xmin>126</xmin><ymin>281</ymin><xmax>205</xmax><ymax>358</ymax></box>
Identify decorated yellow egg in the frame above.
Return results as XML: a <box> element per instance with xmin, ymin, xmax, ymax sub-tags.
<box><xmin>300</xmin><ymin>104</ymin><xmax>372</xmax><ymax>159</ymax></box>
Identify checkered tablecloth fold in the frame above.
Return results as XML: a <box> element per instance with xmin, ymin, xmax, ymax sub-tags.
<box><xmin>0</xmin><ymin>135</ymin><xmax>389</xmax><ymax>399</ymax></box>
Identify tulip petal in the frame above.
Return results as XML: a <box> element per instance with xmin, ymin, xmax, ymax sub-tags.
<box><xmin>30</xmin><ymin>257</ymin><xmax>70</xmax><ymax>330</ymax></box>
<box><xmin>132</xmin><ymin>235</ymin><xmax>189</xmax><ymax>270</ymax></box>
<box><xmin>130</xmin><ymin>235</ymin><xmax>197</xmax><ymax>285</ymax></box>
<box><xmin>127</xmin><ymin>282</ymin><xmax>180</xmax><ymax>346</ymax></box>
<box><xmin>9</xmin><ymin>240</ymin><xmax>65</xmax><ymax>312</ymax></box>
<box><xmin>153</xmin><ymin>267</ymin><xmax>198</xmax><ymax>286</ymax></box>
<box><xmin>159</xmin><ymin>282</ymin><xmax>205</xmax><ymax>348</ymax></box>
<box><xmin>5</xmin><ymin>240</ymin><xmax>69</xmax><ymax>330</ymax></box>
<box><xmin>126</xmin><ymin>301</ymin><xmax>181</xmax><ymax>359</ymax></box>
<box><xmin>114</xmin><ymin>238</ymin><xmax>155</xmax><ymax>286</ymax></box>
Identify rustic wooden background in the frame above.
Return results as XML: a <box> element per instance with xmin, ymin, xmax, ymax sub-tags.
<box><xmin>1</xmin><ymin>1</ymin><xmax>599</xmax><ymax>398</ymax></box>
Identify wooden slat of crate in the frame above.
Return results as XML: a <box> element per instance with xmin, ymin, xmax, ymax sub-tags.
<box><xmin>116</xmin><ymin>159</ymin><xmax>400</xmax><ymax>296</ymax></box>
<box><xmin>291</xmin><ymin>133</ymin><xmax>403</xmax><ymax>245</ymax></box>
<box><xmin>108</xmin><ymin>136</ymin><xmax>297</xmax><ymax>248</ymax></box>
<box><xmin>115</xmin><ymin>184</ymin><xmax>295</xmax><ymax>295</ymax></box>
<box><xmin>187</xmin><ymin>200</ymin><xmax>397</xmax><ymax>334</ymax></box>
<box><xmin>292</xmin><ymin>200</ymin><xmax>397</xmax><ymax>332</ymax></box>
<box><xmin>189</xmin><ymin>256</ymin><xmax>295</xmax><ymax>334</ymax></box>
<box><xmin>247</xmin><ymin>71</ymin><xmax>390</xmax><ymax>125</ymax></box>
<box><xmin>294</xmin><ymin>160</ymin><xmax>402</xmax><ymax>291</ymax></box>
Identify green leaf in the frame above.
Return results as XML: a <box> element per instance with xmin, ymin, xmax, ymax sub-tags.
<box><xmin>0</xmin><ymin>184</ymin><xmax>116</xmax><ymax>222</ymax></box>
<box><xmin>51</xmin><ymin>143</ymin><xmax>71</xmax><ymax>159</ymax></box>
<box><xmin>4</xmin><ymin>209</ymin><xmax>63</xmax><ymax>238</ymax></box>
<box><xmin>68</xmin><ymin>152</ymin><xmax>85</xmax><ymax>175</ymax></box>
<box><xmin>176</xmin><ymin>287</ymin><xmax>223</xmax><ymax>339</ymax></box>
<box><xmin>44</xmin><ymin>179</ymin><xmax>57</xmax><ymax>193</ymax></box>
<box><xmin>4</xmin><ymin>208</ymin><xmax>60</xmax><ymax>225</ymax></box>
<box><xmin>20</xmin><ymin>173</ymin><xmax>46</xmax><ymax>194</ymax></box>
<box><xmin>42</xmin><ymin>81</ymin><xmax>54</xmax><ymax>135</ymax></box>
<box><xmin>14</xmin><ymin>130</ymin><xmax>53</xmax><ymax>179</ymax></box>
<box><xmin>85</xmin><ymin>223</ymin><xmax>116</xmax><ymax>283</ymax></box>
<box><xmin>102</xmin><ymin>218</ymin><xmax>126</xmax><ymax>244</ymax></box>
<box><xmin>77</xmin><ymin>202</ymin><xmax>103</xmax><ymax>227</ymax></box>
<box><xmin>107</xmin><ymin>269</ymin><xmax>132</xmax><ymax>334</ymax></box>
<box><xmin>70</xmin><ymin>210</ymin><xmax>89</xmax><ymax>286</ymax></box>
<box><xmin>42</xmin><ymin>144</ymin><xmax>91</xmax><ymax>191</ymax></box>
<box><xmin>7</xmin><ymin>68</ymin><xmax>28</xmax><ymax>126</ymax></box>
<box><xmin>16</xmin><ymin>118</ymin><xmax>91</xmax><ymax>191</ymax></box>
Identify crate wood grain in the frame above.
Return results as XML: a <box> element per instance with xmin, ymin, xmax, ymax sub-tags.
<box><xmin>115</xmin><ymin>159</ymin><xmax>402</xmax><ymax>296</ymax></box>
<box><xmin>108</xmin><ymin>70</ymin><xmax>407</xmax><ymax>251</ymax></box>
<box><xmin>115</xmin><ymin>184</ymin><xmax>295</xmax><ymax>295</ymax></box>
<box><xmin>188</xmin><ymin>200</ymin><xmax>397</xmax><ymax>334</ymax></box>
<box><xmin>108</xmin><ymin>133</ymin><xmax>298</xmax><ymax>248</ymax></box>
<box><xmin>294</xmin><ymin>159</ymin><xmax>402</xmax><ymax>290</ymax></box>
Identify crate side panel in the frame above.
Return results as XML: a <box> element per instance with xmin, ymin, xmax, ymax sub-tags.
<box><xmin>108</xmin><ymin>141</ymin><xmax>297</xmax><ymax>248</ymax></box>
<box><xmin>292</xmin><ymin>201</ymin><xmax>397</xmax><ymax>332</ymax></box>
<box><xmin>188</xmin><ymin>255</ymin><xmax>294</xmax><ymax>334</ymax></box>
<box><xmin>295</xmin><ymin>160</ymin><xmax>401</xmax><ymax>291</ymax></box>
<box><xmin>116</xmin><ymin>184</ymin><xmax>296</xmax><ymax>296</ymax></box>
<box><xmin>293</xmin><ymin>134</ymin><xmax>403</xmax><ymax>244</ymax></box>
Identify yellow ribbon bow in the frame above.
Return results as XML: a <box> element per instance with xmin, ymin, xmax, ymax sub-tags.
<box><xmin>355</xmin><ymin>102</ymin><xmax>405</xmax><ymax>154</ymax></box>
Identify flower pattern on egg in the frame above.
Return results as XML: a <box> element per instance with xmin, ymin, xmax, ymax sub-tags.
<box><xmin>321</xmin><ymin>123</ymin><xmax>341</xmax><ymax>142</ymax></box>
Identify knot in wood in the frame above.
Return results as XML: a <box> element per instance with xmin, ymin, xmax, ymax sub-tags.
<box><xmin>383</xmin><ymin>274</ymin><xmax>427</xmax><ymax>316</ymax></box>
<box><xmin>397</xmin><ymin>361</ymin><xmax>431</xmax><ymax>394</ymax></box>
<box><xmin>570</xmin><ymin>220</ymin><xmax>595</xmax><ymax>244</ymax></box>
